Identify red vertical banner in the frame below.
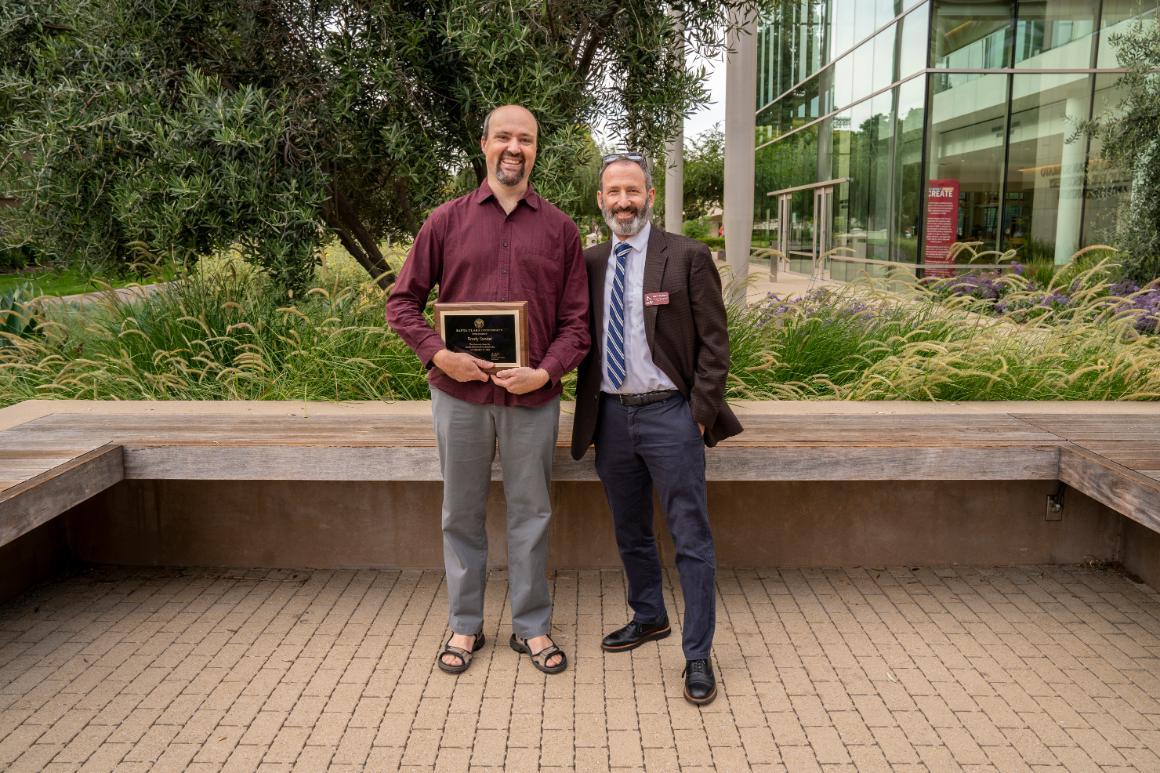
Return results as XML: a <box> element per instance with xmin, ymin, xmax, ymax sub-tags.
<box><xmin>924</xmin><ymin>179</ymin><xmax>960</xmax><ymax>278</ymax></box>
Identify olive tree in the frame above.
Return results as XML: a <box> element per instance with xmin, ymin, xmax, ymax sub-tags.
<box><xmin>0</xmin><ymin>0</ymin><xmax>757</xmax><ymax>290</ymax></box>
<box><xmin>1085</xmin><ymin>15</ymin><xmax>1160</xmax><ymax>282</ymax></box>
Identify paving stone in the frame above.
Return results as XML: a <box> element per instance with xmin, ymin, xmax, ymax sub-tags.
<box><xmin>1</xmin><ymin>565</ymin><xmax>1159</xmax><ymax>770</ymax></box>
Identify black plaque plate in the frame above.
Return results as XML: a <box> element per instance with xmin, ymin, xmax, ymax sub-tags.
<box><xmin>434</xmin><ymin>301</ymin><xmax>529</xmax><ymax>369</ymax></box>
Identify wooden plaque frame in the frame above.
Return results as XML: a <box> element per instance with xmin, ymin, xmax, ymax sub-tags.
<box><xmin>433</xmin><ymin>301</ymin><xmax>530</xmax><ymax>370</ymax></box>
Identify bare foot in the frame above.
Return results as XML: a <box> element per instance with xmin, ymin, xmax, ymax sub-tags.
<box><xmin>526</xmin><ymin>634</ymin><xmax>564</xmax><ymax>668</ymax></box>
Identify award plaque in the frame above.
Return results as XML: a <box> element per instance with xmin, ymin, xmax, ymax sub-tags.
<box><xmin>434</xmin><ymin>301</ymin><xmax>529</xmax><ymax>369</ymax></box>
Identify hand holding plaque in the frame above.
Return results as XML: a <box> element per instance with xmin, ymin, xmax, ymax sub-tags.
<box><xmin>434</xmin><ymin>301</ymin><xmax>530</xmax><ymax>370</ymax></box>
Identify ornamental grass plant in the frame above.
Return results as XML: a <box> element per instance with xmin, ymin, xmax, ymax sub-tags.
<box><xmin>1</xmin><ymin>248</ymin><xmax>1158</xmax><ymax>407</ymax></box>
<box><xmin>730</xmin><ymin>283</ymin><xmax>1159</xmax><ymax>401</ymax></box>
<box><xmin>0</xmin><ymin>251</ymin><xmax>428</xmax><ymax>404</ymax></box>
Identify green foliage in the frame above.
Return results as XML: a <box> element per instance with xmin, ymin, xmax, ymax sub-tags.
<box><xmin>0</xmin><ymin>243</ymin><xmax>35</xmax><ymax>272</ymax></box>
<box><xmin>0</xmin><ymin>257</ymin><xmax>429</xmax><ymax>401</ymax></box>
<box><xmin>0</xmin><ymin>262</ymin><xmax>178</xmax><ymax>297</ymax></box>
<box><xmin>654</xmin><ymin>124</ymin><xmax>725</xmax><ymax>221</ymax></box>
<box><xmin>569</xmin><ymin>133</ymin><xmax>606</xmax><ymax>223</ymax></box>
<box><xmin>730</xmin><ymin>281</ymin><xmax>1160</xmax><ymax>401</ymax></box>
<box><xmin>1</xmin><ymin>250</ymin><xmax>1157</xmax><ymax>405</ymax></box>
<box><xmin>683</xmin><ymin>218</ymin><xmax>710</xmax><ymax>239</ymax></box>
<box><xmin>0</xmin><ymin>0</ymin><xmax>756</xmax><ymax>291</ymax></box>
<box><xmin>0</xmin><ymin>283</ymin><xmax>41</xmax><ymax>346</ymax></box>
<box><xmin>1081</xmin><ymin>16</ymin><xmax>1160</xmax><ymax>282</ymax></box>
<box><xmin>682</xmin><ymin>125</ymin><xmax>725</xmax><ymax>220</ymax></box>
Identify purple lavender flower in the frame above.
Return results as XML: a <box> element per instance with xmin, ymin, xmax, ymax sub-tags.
<box><xmin>1109</xmin><ymin>279</ymin><xmax>1140</xmax><ymax>297</ymax></box>
<box><xmin>1112</xmin><ymin>286</ymin><xmax>1160</xmax><ymax>334</ymax></box>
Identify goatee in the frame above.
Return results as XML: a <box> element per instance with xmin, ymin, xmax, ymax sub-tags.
<box><xmin>495</xmin><ymin>154</ymin><xmax>526</xmax><ymax>186</ymax></box>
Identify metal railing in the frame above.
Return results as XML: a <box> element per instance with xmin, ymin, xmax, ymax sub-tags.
<box><xmin>750</xmin><ymin>246</ymin><xmax>1021</xmax><ymax>283</ymax></box>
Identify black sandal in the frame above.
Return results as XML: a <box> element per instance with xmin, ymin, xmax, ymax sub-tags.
<box><xmin>436</xmin><ymin>631</ymin><xmax>485</xmax><ymax>674</ymax></box>
<box><xmin>509</xmin><ymin>634</ymin><xmax>568</xmax><ymax>674</ymax></box>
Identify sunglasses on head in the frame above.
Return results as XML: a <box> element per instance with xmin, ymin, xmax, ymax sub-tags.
<box><xmin>602</xmin><ymin>152</ymin><xmax>646</xmax><ymax>164</ymax></box>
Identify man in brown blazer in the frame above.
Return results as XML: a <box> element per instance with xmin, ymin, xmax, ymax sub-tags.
<box><xmin>570</xmin><ymin>152</ymin><xmax>741</xmax><ymax>705</ymax></box>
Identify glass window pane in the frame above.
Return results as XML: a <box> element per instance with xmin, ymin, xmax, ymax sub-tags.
<box><xmin>780</xmin><ymin>74</ymin><xmax>825</xmax><ymax>132</ymax></box>
<box><xmin>791</xmin><ymin>187</ymin><xmax>815</xmax><ymax>270</ymax></box>
<box><xmin>1004</xmin><ymin>73</ymin><xmax>1091</xmax><ymax>264</ymax></box>
<box><xmin>867</xmin><ymin>91</ymin><xmax>894</xmax><ymax>261</ymax></box>
<box><xmin>1098</xmin><ymin>0</ymin><xmax>1160</xmax><ymax>67</ymax></box>
<box><xmin>754</xmin><ymin>126</ymin><xmax>821</xmax><ymax>257</ymax></box>
<box><xmin>757</xmin><ymin>104</ymin><xmax>778</xmax><ymax>147</ymax></box>
<box><xmin>898</xmin><ymin>3</ymin><xmax>931</xmax><ymax>79</ymax></box>
<box><xmin>757</xmin><ymin>126</ymin><xmax>821</xmax><ymax>196</ymax></box>
<box><xmin>878</xmin><ymin>0</ymin><xmax>901</xmax><ymax>28</ymax></box>
<box><xmin>758</xmin><ymin>24</ymin><xmax>771</xmax><ymax>107</ymax></box>
<box><xmin>873</xmin><ymin>25</ymin><xmax>897</xmax><ymax>90</ymax></box>
<box><xmin>1082</xmin><ymin>74</ymin><xmax>1135</xmax><ymax>249</ymax></box>
<box><xmin>841</xmin><ymin>100</ymin><xmax>873</xmax><ymax>260</ymax></box>
<box><xmin>854</xmin><ymin>0</ymin><xmax>877</xmax><ymax>44</ymax></box>
<box><xmin>892</xmin><ymin>78</ymin><xmax>926</xmax><ymax>262</ymax></box>
<box><xmin>833</xmin><ymin>53</ymin><xmax>855</xmax><ymax>109</ymax></box>
<box><xmin>817</xmin><ymin>63</ymin><xmax>836</xmax><ymax>116</ymax></box>
<box><xmin>925</xmin><ymin>73</ymin><xmax>1008</xmax><ymax>255</ymax></box>
<box><xmin>851</xmin><ymin>39</ymin><xmax>875</xmax><ymax>104</ymax></box>
<box><xmin>758</xmin><ymin>0</ymin><xmax>837</xmax><ymax>109</ymax></box>
<box><xmin>931</xmin><ymin>0</ymin><xmax>1013</xmax><ymax>68</ymax></box>
<box><xmin>830</xmin><ymin>109</ymin><xmax>854</xmax><ymax>183</ymax></box>
<box><xmin>831</xmin><ymin>0</ymin><xmax>857</xmax><ymax>57</ymax></box>
<box><xmin>1014</xmin><ymin>0</ymin><xmax>1096</xmax><ymax>67</ymax></box>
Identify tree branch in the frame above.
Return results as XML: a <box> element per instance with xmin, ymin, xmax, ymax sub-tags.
<box><xmin>574</xmin><ymin>7</ymin><xmax>622</xmax><ymax>78</ymax></box>
<box><xmin>324</xmin><ymin>185</ymin><xmax>394</xmax><ymax>288</ymax></box>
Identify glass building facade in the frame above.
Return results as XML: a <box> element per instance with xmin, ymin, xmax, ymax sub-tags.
<box><xmin>754</xmin><ymin>0</ymin><xmax>1158</xmax><ymax>278</ymax></box>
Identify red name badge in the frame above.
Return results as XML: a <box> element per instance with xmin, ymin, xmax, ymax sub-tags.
<box><xmin>644</xmin><ymin>292</ymin><xmax>670</xmax><ymax>307</ymax></box>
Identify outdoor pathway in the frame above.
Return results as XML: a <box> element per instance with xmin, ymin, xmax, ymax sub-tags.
<box><xmin>2</xmin><ymin>564</ymin><xmax>1160</xmax><ymax>771</ymax></box>
<box><xmin>740</xmin><ymin>263</ymin><xmax>836</xmax><ymax>304</ymax></box>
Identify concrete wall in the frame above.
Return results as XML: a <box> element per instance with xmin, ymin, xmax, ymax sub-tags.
<box><xmin>62</xmin><ymin>479</ymin><xmax>1123</xmax><ymax>571</ymax></box>
<box><xmin>1119</xmin><ymin>518</ymin><xmax>1160</xmax><ymax>590</ymax></box>
<box><xmin>0</xmin><ymin>517</ymin><xmax>74</xmax><ymax>605</ymax></box>
<box><xmin>0</xmin><ymin>479</ymin><xmax>1139</xmax><ymax>606</ymax></box>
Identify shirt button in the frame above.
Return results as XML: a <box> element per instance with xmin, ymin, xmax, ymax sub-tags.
<box><xmin>503</xmin><ymin>241</ymin><xmax>508</xmax><ymax>247</ymax></box>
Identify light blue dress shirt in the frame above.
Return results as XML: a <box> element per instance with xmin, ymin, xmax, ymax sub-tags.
<box><xmin>600</xmin><ymin>223</ymin><xmax>678</xmax><ymax>394</ymax></box>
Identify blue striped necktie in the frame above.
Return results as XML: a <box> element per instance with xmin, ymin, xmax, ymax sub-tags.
<box><xmin>606</xmin><ymin>241</ymin><xmax>631</xmax><ymax>390</ymax></box>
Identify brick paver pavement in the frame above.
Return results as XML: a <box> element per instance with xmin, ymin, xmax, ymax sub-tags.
<box><xmin>2</xmin><ymin>565</ymin><xmax>1160</xmax><ymax>771</ymax></box>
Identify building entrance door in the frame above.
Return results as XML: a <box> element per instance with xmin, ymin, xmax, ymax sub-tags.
<box><xmin>813</xmin><ymin>186</ymin><xmax>834</xmax><ymax>278</ymax></box>
<box><xmin>771</xmin><ymin>179</ymin><xmax>843</xmax><ymax>276</ymax></box>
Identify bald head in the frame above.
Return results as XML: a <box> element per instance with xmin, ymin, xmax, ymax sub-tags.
<box><xmin>481</xmin><ymin>104</ymin><xmax>539</xmax><ymax>143</ymax></box>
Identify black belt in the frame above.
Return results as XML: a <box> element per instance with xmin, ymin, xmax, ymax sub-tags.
<box><xmin>603</xmin><ymin>389</ymin><xmax>679</xmax><ymax>406</ymax></box>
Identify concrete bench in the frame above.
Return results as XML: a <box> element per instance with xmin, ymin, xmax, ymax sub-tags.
<box><xmin>2</xmin><ymin>401</ymin><xmax>1158</xmax><ymax>596</ymax></box>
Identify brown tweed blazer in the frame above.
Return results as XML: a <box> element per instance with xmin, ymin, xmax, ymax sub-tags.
<box><xmin>570</xmin><ymin>227</ymin><xmax>742</xmax><ymax>460</ymax></box>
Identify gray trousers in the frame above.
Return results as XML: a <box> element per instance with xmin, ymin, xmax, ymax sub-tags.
<box><xmin>431</xmin><ymin>387</ymin><xmax>560</xmax><ymax>639</ymax></box>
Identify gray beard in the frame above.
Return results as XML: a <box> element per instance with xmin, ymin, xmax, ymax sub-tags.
<box><xmin>603</xmin><ymin>203</ymin><xmax>651</xmax><ymax>238</ymax></box>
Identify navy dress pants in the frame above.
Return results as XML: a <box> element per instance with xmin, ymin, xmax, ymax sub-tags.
<box><xmin>594</xmin><ymin>393</ymin><xmax>716</xmax><ymax>660</ymax></box>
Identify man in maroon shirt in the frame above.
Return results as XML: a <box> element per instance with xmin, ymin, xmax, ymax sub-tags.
<box><xmin>386</xmin><ymin>105</ymin><xmax>589</xmax><ymax>676</ymax></box>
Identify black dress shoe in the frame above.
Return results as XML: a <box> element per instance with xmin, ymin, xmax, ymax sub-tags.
<box><xmin>601</xmin><ymin>618</ymin><xmax>671</xmax><ymax>652</ymax></box>
<box><xmin>683</xmin><ymin>658</ymin><xmax>717</xmax><ymax>705</ymax></box>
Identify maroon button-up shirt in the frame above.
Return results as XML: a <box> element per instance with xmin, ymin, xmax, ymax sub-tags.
<box><xmin>385</xmin><ymin>181</ymin><xmax>590</xmax><ymax>407</ymax></box>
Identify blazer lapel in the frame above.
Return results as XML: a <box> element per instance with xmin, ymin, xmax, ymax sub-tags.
<box><xmin>642</xmin><ymin>227</ymin><xmax>668</xmax><ymax>354</ymax></box>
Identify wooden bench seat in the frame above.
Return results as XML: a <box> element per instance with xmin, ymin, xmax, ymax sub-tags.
<box><xmin>1</xmin><ymin>402</ymin><xmax>1158</xmax><ymax>551</ymax></box>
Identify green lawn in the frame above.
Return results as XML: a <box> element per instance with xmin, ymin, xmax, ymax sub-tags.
<box><xmin>0</xmin><ymin>266</ymin><xmax>177</xmax><ymax>297</ymax></box>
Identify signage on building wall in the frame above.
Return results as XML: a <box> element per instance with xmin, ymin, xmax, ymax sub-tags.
<box><xmin>924</xmin><ymin>179</ymin><xmax>960</xmax><ymax>278</ymax></box>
